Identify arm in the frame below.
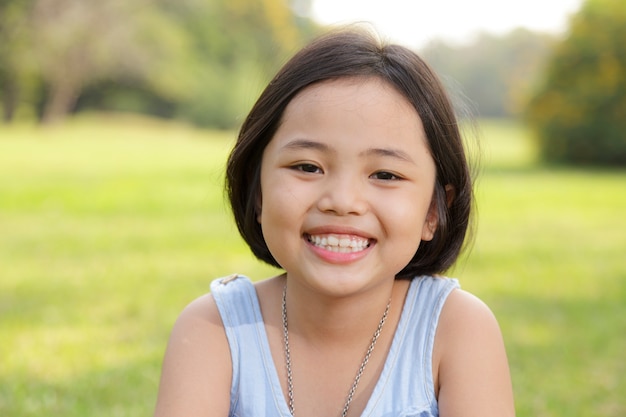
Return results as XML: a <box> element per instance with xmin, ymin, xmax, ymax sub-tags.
<box><xmin>154</xmin><ymin>293</ymin><xmax>232</xmax><ymax>417</ymax></box>
<box><xmin>434</xmin><ymin>289</ymin><xmax>515</xmax><ymax>417</ymax></box>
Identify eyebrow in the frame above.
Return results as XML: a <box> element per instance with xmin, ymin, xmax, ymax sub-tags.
<box><xmin>360</xmin><ymin>147</ymin><xmax>415</xmax><ymax>163</ymax></box>
<box><xmin>281</xmin><ymin>139</ymin><xmax>333</xmax><ymax>153</ymax></box>
<box><xmin>280</xmin><ymin>139</ymin><xmax>415</xmax><ymax>163</ymax></box>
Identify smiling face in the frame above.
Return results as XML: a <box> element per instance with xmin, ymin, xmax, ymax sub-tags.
<box><xmin>258</xmin><ymin>77</ymin><xmax>438</xmax><ymax>296</ymax></box>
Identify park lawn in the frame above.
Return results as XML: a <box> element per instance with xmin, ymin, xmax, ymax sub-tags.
<box><xmin>1</xmin><ymin>115</ymin><xmax>624</xmax><ymax>416</ymax></box>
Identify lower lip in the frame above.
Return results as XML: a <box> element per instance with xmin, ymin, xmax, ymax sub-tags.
<box><xmin>305</xmin><ymin>239</ymin><xmax>373</xmax><ymax>264</ymax></box>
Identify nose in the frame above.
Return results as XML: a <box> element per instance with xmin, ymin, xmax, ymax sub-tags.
<box><xmin>316</xmin><ymin>172</ymin><xmax>368</xmax><ymax>216</ymax></box>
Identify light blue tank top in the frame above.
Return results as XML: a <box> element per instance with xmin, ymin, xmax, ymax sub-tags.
<box><xmin>211</xmin><ymin>275</ymin><xmax>459</xmax><ymax>417</ymax></box>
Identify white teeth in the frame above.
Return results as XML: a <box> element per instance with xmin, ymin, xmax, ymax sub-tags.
<box><xmin>308</xmin><ymin>234</ymin><xmax>370</xmax><ymax>253</ymax></box>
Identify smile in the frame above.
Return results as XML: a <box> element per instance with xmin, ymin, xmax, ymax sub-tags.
<box><xmin>306</xmin><ymin>233</ymin><xmax>371</xmax><ymax>253</ymax></box>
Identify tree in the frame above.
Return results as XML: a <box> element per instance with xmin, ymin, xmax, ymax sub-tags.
<box><xmin>525</xmin><ymin>0</ymin><xmax>626</xmax><ymax>165</ymax></box>
<box><xmin>160</xmin><ymin>0</ymin><xmax>318</xmax><ymax>128</ymax></box>
<box><xmin>0</xmin><ymin>0</ymin><xmax>36</xmax><ymax>122</ymax></box>
<box><xmin>1</xmin><ymin>0</ymin><xmax>317</xmax><ymax>126</ymax></box>
<box><xmin>30</xmin><ymin>0</ymin><xmax>195</xmax><ymax>124</ymax></box>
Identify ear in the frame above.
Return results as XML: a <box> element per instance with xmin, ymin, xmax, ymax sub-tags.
<box><xmin>444</xmin><ymin>183</ymin><xmax>455</xmax><ymax>208</ymax></box>
<box><xmin>421</xmin><ymin>184</ymin><xmax>455</xmax><ymax>241</ymax></box>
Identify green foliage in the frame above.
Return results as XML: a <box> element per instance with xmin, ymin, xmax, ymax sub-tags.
<box><xmin>0</xmin><ymin>0</ymin><xmax>319</xmax><ymax>127</ymax></box>
<box><xmin>0</xmin><ymin>0</ymin><xmax>37</xmax><ymax>121</ymax></box>
<box><xmin>525</xmin><ymin>0</ymin><xmax>626</xmax><ymax>166</ymax></box>
<box><xmin>1</xmin><ymin>116</ymin><xmax>625</xmax><ymax>416</ymax></box>
<box><xmin>161</xmin><ymin>0</ymin><xmax>319</xmax><ymax>128</ymax></box>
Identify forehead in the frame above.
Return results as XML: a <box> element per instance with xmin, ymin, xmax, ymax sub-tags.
<box><xmin>273</xmin><ymin>76</ymin><xmax>428</xmax><ymax>151</ymax></box>
<box><xmin>284</xmin><ymin>76</ymin><xmax>416</xmax><ymax>119</ymax></box>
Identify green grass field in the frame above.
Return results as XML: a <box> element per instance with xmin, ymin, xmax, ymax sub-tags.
<box><xmin>1</xmin><ymin>114</ymin><xmax>624</xmax><ymax>416</ymax></box>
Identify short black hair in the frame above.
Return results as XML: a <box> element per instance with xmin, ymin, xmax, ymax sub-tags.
<box><xmin>226</xmin><ymin>27</ymin><xmax>474</xmax><ymax>277</ymax></box>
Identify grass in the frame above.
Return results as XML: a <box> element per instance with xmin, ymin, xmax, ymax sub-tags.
<box><xmin>1</xmin><ymin>114</ymin><xmax>625</xmax><ymax>416</ymax></box>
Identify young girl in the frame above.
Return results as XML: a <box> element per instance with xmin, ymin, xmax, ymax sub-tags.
<box><xmin>154</xmin><ymin>28</ymin><xmax>515</xmax><ymax>417</ymax></box>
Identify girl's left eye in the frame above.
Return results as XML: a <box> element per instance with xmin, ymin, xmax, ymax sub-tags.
<box><xmin>371</xmin><ymin>171</ymin><xmax>401</xmax><ymax>180</ymax></box>
<box><xmin>293</xmin><ymin>163</ymin><xmax>322</xmax><ymax>174</ymax></box>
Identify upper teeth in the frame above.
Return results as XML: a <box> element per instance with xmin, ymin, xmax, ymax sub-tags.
<box><xmin>308</xmin><ymin>234</ymin><xmax>370</xmax><ymax>252</ymax></box>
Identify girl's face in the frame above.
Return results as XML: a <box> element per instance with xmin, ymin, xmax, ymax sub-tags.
<box><xmin>258</xmin><ymin>77</ymin><xmax>438</xmax><ymax>296</ymax></box>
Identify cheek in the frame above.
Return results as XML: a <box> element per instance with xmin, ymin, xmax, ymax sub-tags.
<box><xmin>258</xmin><ymin>182</ymin><xmax>304</xmax><ymax>241</ymax></box>
<box><xmin>385</xmin><ymin>200</ymin><xmax>427</xmax><ymax>247</ymax></box>
<box><xmin>387</xmin><ymin>195</ymin><xmax>433</xmax><ymax>244</ymax></box>
<box><xmin>259</xmin><ymin>199</ymin><xmax>298</xmax><ymax>270</ymax></box>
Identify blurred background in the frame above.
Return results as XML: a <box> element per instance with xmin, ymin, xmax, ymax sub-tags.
<box><xmin>1</xmin><ymin>0</ymin><xmax>624</xmax><ymax>416</ymax></box>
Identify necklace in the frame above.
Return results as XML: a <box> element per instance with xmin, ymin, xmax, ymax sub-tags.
<box><xmin>281</xmin><ymin>284</ymin><xmax>391</xmax><ymax>417</ymax></box>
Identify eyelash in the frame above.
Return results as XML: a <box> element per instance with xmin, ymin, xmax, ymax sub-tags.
<box><xmin>370</xmin><ymin>171</ymin><xmax>402</xmax><ymax>181</ymax></box>
<box><xmin>292</xmin><ymin>163</ymin><xmax>322</xmax><ymax>174</ymax></box>
<box><xmin>291</xmin><ymin>164</ymin><xmax>402</xmax><ymax>182</ymax></box>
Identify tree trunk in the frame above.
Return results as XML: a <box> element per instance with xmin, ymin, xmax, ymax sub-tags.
<box><xmin>41</xmin><ymin>79</ymin><xmax>80</xmax><ymax>124</ymax></box>
<box><xmin>1</xmin><ymin>75</ymin><xmax>19</xmax><ymax>123</ymax></box>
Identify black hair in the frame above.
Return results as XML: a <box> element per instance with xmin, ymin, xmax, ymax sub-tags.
<box><xmin>226</xmin><ymin>27</ymin><xmax>474</xmax><ymax>277</ymax></box>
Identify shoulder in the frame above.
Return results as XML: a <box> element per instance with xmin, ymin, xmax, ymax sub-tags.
<box><xmin>433</xmin><ymin>289</ymin><xmax>501</xmax><ymax>375</ymax></box>
<box><xmin>438</xmin><ymin>288</ymin><xmax>499</xmax><ymax>336</ymax></box>
<box><xmin>154</xmin><ymin>292</ymin><xmax>232</xmax><ymax>417</ymax></box>
<box><xmin>433</xmin><ymin>289</ymin><xmax>516</xmax><ymax>417</ymax></box>
<box><xmin>173</xmin><ymin>292</ymin><xmax>229</xmax><ymax>345</ymax></box>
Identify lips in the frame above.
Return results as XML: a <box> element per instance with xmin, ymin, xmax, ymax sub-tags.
<box><xmin>305</xmin><ymin>233</ymin><xmax>372</xmax><ymax>253</ymax></box>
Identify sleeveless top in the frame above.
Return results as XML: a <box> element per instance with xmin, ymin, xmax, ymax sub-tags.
<box><xmin>210</xmin><ymin>275</ymin><xmax>459</xmax><ymax>417</ymax></box>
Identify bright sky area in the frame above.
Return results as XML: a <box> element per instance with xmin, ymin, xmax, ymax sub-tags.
<box><xmin>311</xmin><ymin>0</ymin><xmax>584</xmax><ymax>48</ymax></box>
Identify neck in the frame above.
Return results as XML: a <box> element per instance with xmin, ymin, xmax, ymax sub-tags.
<box><xmin>281</xmin><ymin>279</ymin><xmax>396</xmax><ymax>417</ymax></box>
<box><xmin>283</xmin><ymin>277</ymin><xmax>406</xmax><ymax>345</ymax></box>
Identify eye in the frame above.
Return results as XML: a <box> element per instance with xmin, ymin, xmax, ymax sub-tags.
<box><xmin>292</xmin><ymin>163</ymin><xmax>322</xmax><ymax>174</ymax></box>
<box><xmin>370</xmin><ymin>171</ymin><xmax>401</xmax><ymax>181</ymax></box>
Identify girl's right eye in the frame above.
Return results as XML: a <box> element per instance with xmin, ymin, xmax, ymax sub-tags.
<box><xmin>292</xmin><ymin>163</ymin><xmax>322</xmax><ymax>174</ymax></box>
